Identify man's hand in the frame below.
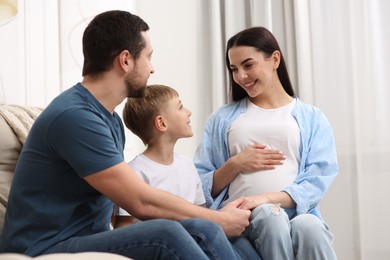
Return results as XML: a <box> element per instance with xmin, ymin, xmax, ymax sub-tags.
<box><xmin>218</xmin><ymin>197</ymin><xmax>251</xmax><ymax>238</ymax></box>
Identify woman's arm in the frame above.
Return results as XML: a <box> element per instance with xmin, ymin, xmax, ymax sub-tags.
<box><xmin>284</xmin><ymin>105</ymin><xmax>338</xmax><ymax>215</ymax></box>
<box><xmin>238</xmin><ymin>191</ymin><xmax>296</xmax><ymax>210</ymax></box>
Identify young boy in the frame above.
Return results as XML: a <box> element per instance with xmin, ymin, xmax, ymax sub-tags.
<box><xmin>113</xmin><ymin>84</ymin><xmax>206</xmax><ymax>228</ymax></box>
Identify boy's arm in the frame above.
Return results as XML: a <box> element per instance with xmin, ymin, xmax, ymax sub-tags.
<box><xmin>84</xmin><ymin>162</ymin><xmax>250</xmax><ymax>238</ymax></box>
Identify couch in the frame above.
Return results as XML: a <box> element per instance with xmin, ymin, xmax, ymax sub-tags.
<box><xmin>0</xmin><ymin>105</ymin><xmax>129</xmax><ymax>259</ymax></box>
<box><xmin>0</xmin><ymin>104</ymin><xmax>35</xmax><ymax>236</ymax></box>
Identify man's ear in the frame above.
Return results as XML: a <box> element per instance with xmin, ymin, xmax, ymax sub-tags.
<box><xmin>118</xmin><ymin>50</ymin><xmax>133</xmax><ymax>71</ymax></box>
<box><xmin>154</xmin><ymin>115</ymin><xmax>167</xmax><ymax>132</ymax></box>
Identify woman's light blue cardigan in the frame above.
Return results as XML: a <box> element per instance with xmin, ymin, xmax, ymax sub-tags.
<box><xmin>194</xmin><ymin>97</ymin><xmax>338</xmax><ymax>220</ymax></box>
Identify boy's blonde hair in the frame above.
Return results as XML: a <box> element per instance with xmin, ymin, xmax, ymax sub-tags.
<box><xmin>123</xmin><ymin>84</ymin><xmax>178</xmax><ymax>145</ymax></box>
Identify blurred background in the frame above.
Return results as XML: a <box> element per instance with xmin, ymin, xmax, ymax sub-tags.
<box><xmin>1</xmin><ymin>0</ymin><xmax>389</xmax><ymax>259</ymax></box>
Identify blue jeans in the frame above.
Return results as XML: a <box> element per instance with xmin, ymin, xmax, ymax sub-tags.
<box><xmin>230</xmin><ymin>236</ymin><xmax>261</xmax><ymax>260</ymax></box>
<box><xmin>42</xmin><ymin>218</ymin><xmax>241</xmax><ymax>259</ymax></box>
<box><xmin>246</xmin><ymin>204</ymin><xmax>337</xmax><ymax>260</ymax></box>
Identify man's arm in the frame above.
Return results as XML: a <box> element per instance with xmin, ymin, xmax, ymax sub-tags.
<box><xmin>84</xmin><ymin>162</ymin><xmax>250</xmax><ymax>237</ymax></box>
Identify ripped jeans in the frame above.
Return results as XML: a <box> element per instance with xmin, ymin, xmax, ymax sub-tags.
<box><xmin>245</xmin><ymin>204</ymin><xmax>337</xmax><ymax>260</ymax></box>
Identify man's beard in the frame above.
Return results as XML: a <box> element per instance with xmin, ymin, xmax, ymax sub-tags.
<box><xmin>125</xmin><ymin>73</ymin><xmax>147</xmax><ymax>98</ymax></box>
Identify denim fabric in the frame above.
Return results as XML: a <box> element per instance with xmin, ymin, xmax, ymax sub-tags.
<box><xmin>179</xmin><ymin>218</ymin><xmax>241</xmax><ymax>259</ymax></box>
<box><xmin>42</xmin><ymin>218</ymin><xmax>241</xmax><ymax>260</ymax></box>
<box><xmin>230</xmin><ymin>236</ymin><xmax>261</xmax><ymax>260</ymax></box>
<box><xmin>246</xmin><ymin>204</ymin><xmax>337</xmax><ymax>260</ymax></box>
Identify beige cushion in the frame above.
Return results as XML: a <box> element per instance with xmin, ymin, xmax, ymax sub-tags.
<box><xmin>0</xmin><ymin>115</ymin><xmax>22</xmax><ymax>199</ymax></box>
<box><xmin>0</xmin><ymin>105</ymin><xmax>43</xmax><ymax>236</ymax></box>
<box><xmin>0</xmin><ymin>115</ymin><xmax>22</xmax><ymax>234</ymax></box>
<box><xmin>0</xmin><ymin>203</ymin><xmax>5</xmax><ymax>235</ymax></box>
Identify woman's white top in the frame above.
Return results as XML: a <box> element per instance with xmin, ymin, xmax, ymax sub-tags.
<box><xmin>223</xmin><ymin>99</ymin><xmax>301</xmax><ymax>206</ymax></box>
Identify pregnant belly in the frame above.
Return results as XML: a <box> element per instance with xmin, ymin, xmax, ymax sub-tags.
<box><xmin>227</xmin><ymin>169</ymin><xmax>297</xmax><ymax>202</ymax></box>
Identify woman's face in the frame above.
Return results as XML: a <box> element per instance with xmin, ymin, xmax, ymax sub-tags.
<box><xmin>228</xmin><ymin>46</ymin><xmax>279</xmax><ymax>98</ymax></box>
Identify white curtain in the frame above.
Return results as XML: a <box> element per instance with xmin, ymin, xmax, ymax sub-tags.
<box><xmin>204</xmin><ymin>0</ymin><xmax>390</xmax><ymax>259</ymax></box>
<box><xmin>305</xmin><ymin>0</ymin><xmax>390</xmax><ymax>259</ymax></box>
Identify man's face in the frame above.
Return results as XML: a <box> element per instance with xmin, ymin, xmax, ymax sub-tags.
<box><xmin>125</xmin><ymin>32</ymin><xmax>154</xmax><ymax>98</ymax></box>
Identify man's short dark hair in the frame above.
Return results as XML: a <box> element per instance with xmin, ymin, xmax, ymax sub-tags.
<box><xmin>82</xmin><ymin>10</ymin><xmax>149</xmax><ymax>76</ymax></box>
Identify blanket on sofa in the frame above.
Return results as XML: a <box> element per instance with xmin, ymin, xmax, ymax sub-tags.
<box><xmin>0</xmin><ymin>105</ymin><xmax>43</xmax><ymax>145</ymax></box>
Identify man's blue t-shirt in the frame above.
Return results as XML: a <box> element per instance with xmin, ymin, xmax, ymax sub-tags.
<box><xmin>0</xmin><ymin>83</ymin><xmax>125</xmax><ymax>256</ymax></box>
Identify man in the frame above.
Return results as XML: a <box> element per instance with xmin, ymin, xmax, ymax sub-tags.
<box><xmin>0</xmin><ymin>10</ymin><xmax>250</xmax><ymax>259</ymax></box>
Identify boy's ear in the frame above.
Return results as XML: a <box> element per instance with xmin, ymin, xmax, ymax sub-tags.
<box><xmin>154</xmin><ymin>115</ymin><xmax>167</xmax><ymax>131</ymax></box>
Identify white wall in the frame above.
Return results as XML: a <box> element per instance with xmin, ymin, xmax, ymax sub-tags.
<box><xmin>135</xmin><ymin>0</ymin><xmax>206</xmax><ymax>160</ymax></box>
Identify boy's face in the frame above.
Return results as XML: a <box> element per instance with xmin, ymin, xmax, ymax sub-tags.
<box><xmin>160</xmin><ymin>96</ymin><xmax>193</xmax><ymax>140</ymax></box>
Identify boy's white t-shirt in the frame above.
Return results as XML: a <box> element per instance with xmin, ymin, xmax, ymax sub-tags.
<box><xmin>116</xmin><ymin>153</ymin><xmax>206</xmax><ymax>216</ymax></box>
<box><xmin>223</xmin><ymin>99</ymin><xmax>301</xmax><ymax>206</ymax></box>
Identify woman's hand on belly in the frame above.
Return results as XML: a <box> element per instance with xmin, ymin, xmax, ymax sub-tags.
<box><xmin>235</xmin><ymin>144</ymin><xmax>286</xmax><ymax>173</ymax></box>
